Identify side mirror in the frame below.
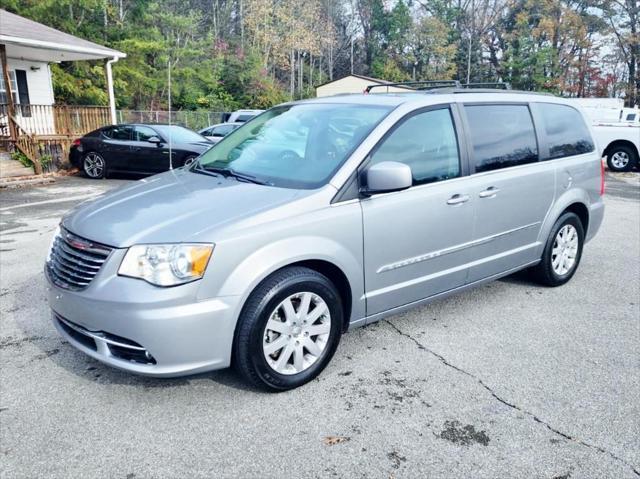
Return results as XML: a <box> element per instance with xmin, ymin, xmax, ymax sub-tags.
<box><xmin>148</xmin><ymin>136</ymin><xmax>162</xmax><ymax>144</ymax></box>
<box><xmin>362</xmin><ymin>161</ymin><xmax>412</xmax><ymax>195</ymax></box>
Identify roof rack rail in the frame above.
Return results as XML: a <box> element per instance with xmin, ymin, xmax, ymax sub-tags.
<box><xmin>461</xmin><ymin>82</ymin><xmax>512</xmax><ymax>90</ymax></box>
<box><xmin>364</xmin><ymin>80</ymin><xmax>461</xmax><ymax>93</ymax></box>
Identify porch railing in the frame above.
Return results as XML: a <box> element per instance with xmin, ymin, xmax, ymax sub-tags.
<box><xmin>0</xmin><ymin>103</ymin><xmax>111</xmax><ymax>137</ymax></box>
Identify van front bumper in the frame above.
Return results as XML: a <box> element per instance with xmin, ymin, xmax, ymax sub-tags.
<box><xmin>47</xmin><ymin>272</ymin><xmax>242</xmax><ymax>377</ymax></box>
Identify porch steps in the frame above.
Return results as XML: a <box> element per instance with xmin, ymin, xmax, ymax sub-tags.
<box><xmin>0</xmin><ymin>151</ymin><xmax>35</xmax><ymax>179</ymax></box>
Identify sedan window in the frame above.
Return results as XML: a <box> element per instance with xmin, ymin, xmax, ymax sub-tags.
<box><xmin>104</xmin><ymin>126</ymin><xmax>133</xmax><ymax>141</ymax></box>
<box><xmin>134</xmin><ymin>126</ymin><xmax>159</xmax><ymax>142</ymax></box>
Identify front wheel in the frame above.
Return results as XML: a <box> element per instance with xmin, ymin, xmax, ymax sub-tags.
<box><xmin>182</xmin><ymin>155</ymin><xmax>197</xmax><ymax>167</ymax></box>
<box><xmin>233</xmin><ymin>267</ymin><xmax>343</xmax><ymax>391</ymax></box>
<box><xmin>606</xmin><ymin>145</ymin><xmax>637</xmax><ymax>172</ymax></box>
<box><xmin>82</xmin><ymin>152</ymin><xmax>106</xmax><ymax>179</ymax></box>
<box><xmin>531</xmin><ymin>212</ymin><xmax>584</xmax><ymax>286</ymax></box>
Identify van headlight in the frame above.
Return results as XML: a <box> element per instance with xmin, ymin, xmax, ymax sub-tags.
<box><xmin>118</xmin><ymin>244</ymin><xmax>213</xmax><ymax>286</ymax></box>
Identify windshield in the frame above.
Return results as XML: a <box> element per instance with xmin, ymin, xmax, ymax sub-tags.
<box><xmin>154</xmin><ymin>125</ymin><xmax>206</xmax><ymax>143</ymax></box>
<box><xmin>195</xmin><ymin>103</ymin><xmax>392</xmax><ymax>189</ymax></box>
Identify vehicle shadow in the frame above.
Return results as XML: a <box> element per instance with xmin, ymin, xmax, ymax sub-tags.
<box><xmin>17</xmin><ymin>312</ymin><xmax>259</xmax><ymax>393</ymax></box>
<box><xmin>497</xmin><ymin>269</ymin><xmax>535</xmax><ymax>286</ymax></box>
<box><xmin>50</xmin><ymin>341</ymin><xmax>259</xmax><ymax>392</ymax></box>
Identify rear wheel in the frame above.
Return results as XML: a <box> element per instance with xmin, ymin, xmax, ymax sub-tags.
<box><xmin>82</xmin><ymin>152</ymin><xmax>106</xmax><ymax>179</ymax></box>
<box><xmin>531</xmin><ymin>212</ymin><xmax>584</xmax><ymax>286</ymax></box>
<box><xmin>233</xmin><ymin>266</ymin><xmax>343</xmax><ymax>391</ymax></box>
<box><xmin>606</xmin><ymin>144</ymin><xmax>637</xmax><ymax>172</ymax></box>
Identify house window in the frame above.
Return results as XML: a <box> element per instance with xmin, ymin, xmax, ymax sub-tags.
<box><xmin>0</xmin><ymin>71</ymin><xmax>19</xmax><ymax>105</ymax></box>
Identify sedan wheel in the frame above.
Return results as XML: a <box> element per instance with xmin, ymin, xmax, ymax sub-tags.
<box><xmin>83</xmin><ymin>152</ymin><xmax>106</xmax><ymax>179</ymax></box>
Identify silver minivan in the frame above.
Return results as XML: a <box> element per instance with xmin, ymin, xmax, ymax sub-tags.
<box><xmin>46</xmin><ymin>90</ymin><xmax>605</xmax><ymax>390</ymax></box>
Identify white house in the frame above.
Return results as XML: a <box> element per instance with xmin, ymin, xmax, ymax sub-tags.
<box><xmin>315</xmin><ymin>74</ymin><xmax>415</xmax><ymax>97</ymax></box>
<box><xmin>0</xmin><ymin>9</ymin><xmax>125</xmax><ymax>175</ymax></box>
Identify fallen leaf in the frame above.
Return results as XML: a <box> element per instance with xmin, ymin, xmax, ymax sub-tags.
<box><xmin>323</xmin><ymin>435</ymin><xmax>350</xmax><ymax>446</ymax></box>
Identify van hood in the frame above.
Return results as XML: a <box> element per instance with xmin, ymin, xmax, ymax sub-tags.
<box><xmin>62</xmin><ymin>169</ymin><xmax>305</xmax><ymax>247</ymax></box>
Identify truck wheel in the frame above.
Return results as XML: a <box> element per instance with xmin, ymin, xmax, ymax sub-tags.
<box><xmin>606</xmin><ymin>144</ymin><xmax>637</xmax><ymax>172</ymax></box>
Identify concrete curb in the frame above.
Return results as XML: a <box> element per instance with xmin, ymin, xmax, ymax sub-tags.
<box><xmin>0</xmin><ymin>172</ymin><xmax>64</xmax><ymax>189</ymax></box>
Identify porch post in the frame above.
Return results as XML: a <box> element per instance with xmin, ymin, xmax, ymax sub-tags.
<box><xmin>104</xmin><ymin>57</ymin><xmax>118</xmax><ymax>125</ymax></box>
<box><xmin>0</xmin><ymin>44</ymin><xmax>17</xmax><ymax>141</ymax></box>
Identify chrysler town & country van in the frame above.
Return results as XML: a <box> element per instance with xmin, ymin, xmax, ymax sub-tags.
<box><xmin>46</xmin><ymin>90</ymin><xmax>604</xmax><ymax>390</ymax></box>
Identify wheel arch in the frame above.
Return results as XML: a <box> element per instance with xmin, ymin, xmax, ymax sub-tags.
<box><xmin>604</xmin><ymin>140</ymin><xmax>639</xmax><ymax>163</ymax></box>
<box><xmin>214</xmin><ymin>236</ymin><xmax>364</xmax><ymax>334</ymax></box>
<box><xmin>286</xmin><ymin>259</ymin><xmax>352</xmax><ymax>333</ymax></box>
<box><xmin>563</xmin><ymin>202</ymin><xmax>589</xmax><ymax>233</ymax></box>
<box><xmin>538</xmin><ymin>190</ymin><xmax>591</xmax><ymax>252</ymax></box>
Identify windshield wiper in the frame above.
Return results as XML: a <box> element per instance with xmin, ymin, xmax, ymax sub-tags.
<box><xmin>191</xmin><ymin>163</ymin><xmax>223</xmax><ymax>178</ymax></box>
<box><xmin>199</xmin><ymin>166</ymin><xmax>269</xmax><ymax>185</ymax></box>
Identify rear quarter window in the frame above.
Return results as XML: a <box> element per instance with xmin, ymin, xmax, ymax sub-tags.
<box><xmin>538</xmin><ymin>103</ymin><xmax>594</xmax><ymax>160</ymax></box>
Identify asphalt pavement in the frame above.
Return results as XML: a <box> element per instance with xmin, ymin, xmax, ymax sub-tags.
<box><xmin>0</xmin><ymin>173</ymin><xmax>638</xmax><ymax>478</ymax></box>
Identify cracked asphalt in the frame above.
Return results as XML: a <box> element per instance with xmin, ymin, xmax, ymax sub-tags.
<box><xmin>1</xmin><ymin>173</ymin><xmax>638</xmax><ymax>478</ymax></box>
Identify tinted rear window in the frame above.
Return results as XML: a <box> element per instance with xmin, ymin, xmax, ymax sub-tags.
<box><xmin>465</xmin><ymin>104</ymin><xmax>538</xmax><ymax>173</ymax></box>
<box><xmin>538</xmin><ymin>103</ymin><xmax>594</xmax><ymax>159</ymax></box>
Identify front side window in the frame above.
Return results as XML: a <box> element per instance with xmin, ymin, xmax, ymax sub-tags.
<box><xmin>538</xmin><ymin>103</ymin><xmax>594</xmax><ymax>159</ymax></box>
<box><xmin>368</xmin><ymin>108</ymin><xmax>460</xmax><ymax>185</ymax></box>
<box><xmin>134</xmin><ymin>126</ymin><xmax>158</xmax><ymax>142</ymax></box>
<box><xmin>153</xmin><ymin>125</ymin><xmax>206</xmax><ymax>143</ymax></box>
<box><xmin>212</xmin><ymin>124</ymin><xmax>236</xmax><ymax>137</ymax></box>
<box><xmin>196</xmin><ymin>103</ymin><xmax>392</xmax><ymax>189</ymax></box>
<box><xmin>465</xmin><ymin>104</ymin><xmax>538</xmax><ymax>172</ymax></box>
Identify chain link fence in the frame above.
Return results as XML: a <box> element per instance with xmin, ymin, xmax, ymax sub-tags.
<box><xmin>116</xmin><ymin>110</ymin><xmax>225</xmax><ymax>131</ymax></box>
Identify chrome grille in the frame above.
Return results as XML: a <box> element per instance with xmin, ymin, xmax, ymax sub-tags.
<box><xmin>46</xmin><ymin>228</ymin><xmax>112</xmax><ymax>290</ymax></box>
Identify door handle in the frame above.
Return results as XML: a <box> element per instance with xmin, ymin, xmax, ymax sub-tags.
<box><xmin>446</xmin><ymin>194</ymin><xmax>469</xmax><ymax>205</ymax></box>
<box><xmin>479</xmin><ymin>187</ymin><xmax>499</xmax><ymax>198</ymax></box>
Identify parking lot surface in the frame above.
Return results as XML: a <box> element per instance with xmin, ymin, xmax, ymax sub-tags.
<box><xmin>1</xmin><ymin>174</ymin><xmax>639</xmax><ymax>478</ymax></box>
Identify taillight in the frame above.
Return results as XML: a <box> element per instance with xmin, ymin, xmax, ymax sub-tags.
<box><xmin>600</xmin><ymin>157</ymin><xmax>606</xmax><ymax>196</ymax></box>
<box><xmin>72</xmin><ymin>138</ymin><xmax>81</xmax><ymax>147</ymax></box>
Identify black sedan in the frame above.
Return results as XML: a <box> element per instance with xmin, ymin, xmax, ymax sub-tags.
<box><xmin>70</xmin><ymin>124</ymin><xmax>213</xmax><ymax>178</ymax></box>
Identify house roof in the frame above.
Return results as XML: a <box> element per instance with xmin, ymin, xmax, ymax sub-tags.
<box><xmin>315</xmin><ymin>74</ymin><xmax>414</xmax><ymax>89</ymax></box>
<box><xmin>0</xmin><ymin>9</ymin><xmax>126</xmax><ymax>62</ymax></box>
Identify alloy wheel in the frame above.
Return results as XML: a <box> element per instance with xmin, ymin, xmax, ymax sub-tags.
<box><xmin>262</xmin><ymin>292</ymin><xmax>331</xmax><ymax>375</ymax></box>
<box><xmin>84</xmin><ymin>153</ymin><xmax>105</xmax><ymax>178</ymax></box>
<box><xmin>610</xmin><ymin>151</ymin><xmax>630</xmax><ymax>170</ymax></box>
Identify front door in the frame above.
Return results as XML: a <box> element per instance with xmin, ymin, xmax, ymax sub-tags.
<box><xmin>460</xmin><ymin>103</ymin><xmax>555</xmax><ymax>283</ymax></box>
<box><xmin>361</xmin><ymin>106</ymin><xmax>474</xmax><ymax>317</ymax></box>
<box><xmin>132</xmin><ymin>125</ymin><xmax>169</xmax><ymax>173</ymax></box>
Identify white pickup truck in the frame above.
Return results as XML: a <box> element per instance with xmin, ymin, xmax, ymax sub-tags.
<box><xmin>570</xmin><ymin>98</ymin><xmax>639</xmax><ymax>171</ymax></box>
<box><xmin>592</xmin><ymin>122</ymin><xmax>640</xmax><ymax>172</ymax></box>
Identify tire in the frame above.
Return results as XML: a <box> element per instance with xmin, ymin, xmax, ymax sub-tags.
<box><xmin>606</xmin><ymin>144</ymin><xmax>637</xmax><ymax>172</ymax></box>
<box><xmin>182</xmin><ymin>155</ymin><xmax>197</xmax><ymax>167</ymax></box>
<box><xmin>233</xmin><ymin>266</ymin><xmax>343</xmax><ymax>391</ymax></box>
<box><xmin>82</xmin><ymin>152</ymin><xmax>106</xmax><ymax>179</ymax></box>
<box><xmin>531</xmin><ymin>212</ymin><xmax>584</xmax><ymax>287</ymax></box>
